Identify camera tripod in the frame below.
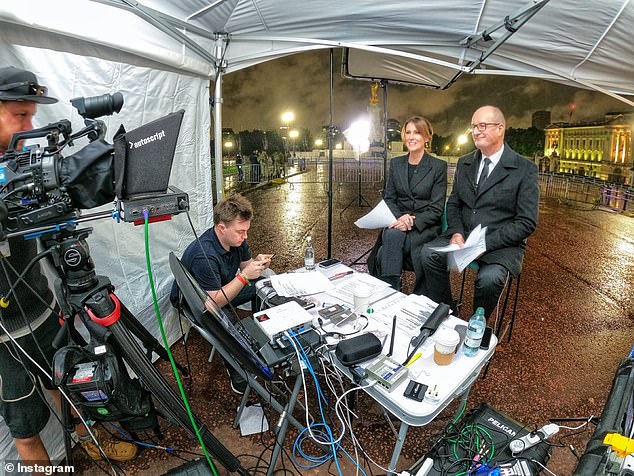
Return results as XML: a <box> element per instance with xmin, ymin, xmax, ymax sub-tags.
<box><xmin>14</xmin><ymin>221</ymin><xmax>250</xmax><ymax>475</ymax></box>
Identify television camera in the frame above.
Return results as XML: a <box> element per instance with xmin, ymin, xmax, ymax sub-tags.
<box><xmin>0</xmin><ymin>93</ymin><xmax>249</xmax><ymax>474</ymax></box>
<box><xmin>0</xmin><ymin>92</ymin><xmax>123</xmax><ymax>239</ymax></box>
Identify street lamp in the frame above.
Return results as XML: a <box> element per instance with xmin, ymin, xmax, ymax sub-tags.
<box><xmin>281</xmin><ymin>111</ymin><xmax>295</xmax><ymax>138</ymax></box>
<box><xmin>281</xmin><ymin>111</ymin><xmax>295</xmax><ymax>157</ymax></box>
<box><xmin>223</xmin><ymin>140</ymin><xmax>233</xmax><ymax>157</ymax></box>
<box><xmin>289</xmin><ymin>129</ymin><xmax>299</xmax><ymax>154</ymax></box>
<box><xmin>315</xmin><ymin>139</ymin><xmax>323</xmax><ymax>148</ymax></box>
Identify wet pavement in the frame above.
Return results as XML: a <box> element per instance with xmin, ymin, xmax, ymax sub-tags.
<box><xmin>74</xmin><ymin>180</ymin><xmax>634</xmax><ymax>475</ymax></box>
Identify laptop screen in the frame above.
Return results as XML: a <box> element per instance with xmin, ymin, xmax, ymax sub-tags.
<box><xmin>168</xmin><ymin>252</ymin><xmax>274</xmax><ymax>380</ymax></box>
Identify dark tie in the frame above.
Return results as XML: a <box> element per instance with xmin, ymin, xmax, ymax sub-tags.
<box><xmin>477</xmin><ymin>157</ymin><xmax>491</xmax><ymax>189</ymax></box>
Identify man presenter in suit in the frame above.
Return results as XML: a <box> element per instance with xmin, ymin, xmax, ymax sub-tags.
<box><xmin>420</xmin><ymin>105</ymin><xmax>539</xmax><ymax>318</ymax></box>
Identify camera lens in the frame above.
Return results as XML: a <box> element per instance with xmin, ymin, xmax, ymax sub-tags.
<box><xmin>71</xmin><ymin>92</ymin><xmax>124</xmax><ymax>119</ymax></box>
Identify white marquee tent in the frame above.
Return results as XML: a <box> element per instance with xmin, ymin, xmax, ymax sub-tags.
<box><xmin>1</xmin><ymin>0</ymin><xmax>633</xmax><ymax>464</ymax></box>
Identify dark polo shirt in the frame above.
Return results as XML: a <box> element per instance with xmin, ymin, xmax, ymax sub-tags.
<box><xmin>170</xmin><ymin>227</ymin><xmax>251</xmax><ymax>306</ymax></box>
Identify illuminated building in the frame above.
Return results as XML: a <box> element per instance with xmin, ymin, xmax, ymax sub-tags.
<box><xmin>544</xmin><ymin>112</ymin><xmax>633</xmax><ymax>184</ymax></box>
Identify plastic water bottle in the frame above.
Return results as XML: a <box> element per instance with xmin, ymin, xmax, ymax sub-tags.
<box><xmin>304</xmin><ymin>236</ymin><xmax>315</xmax><ymax>270</ymax></box>
<box><xmin>463</xmin><ymin>307</ymin><xmax>486</xmax><ymax>357</ymax></box>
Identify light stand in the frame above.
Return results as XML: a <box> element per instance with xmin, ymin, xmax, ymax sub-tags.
<box><xmin>348</xmin><ymin>83</ymin><xmax>389</xmax><ymax>268</ymax></box>
<box><xmin>327</xmin><ymin>48</ymin><xmax>335</xmax><ymax>259</ymax></box>
<box><xmin>340</xmin><ymin>119</ymin><xmax>372</xmax><ymax>216</ymax></box>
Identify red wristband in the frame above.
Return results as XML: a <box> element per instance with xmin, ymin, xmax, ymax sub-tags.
<box><xmin>236</xmin><ymin>273</ymin><xmax>249</xmax><ymax>285</ymax></box>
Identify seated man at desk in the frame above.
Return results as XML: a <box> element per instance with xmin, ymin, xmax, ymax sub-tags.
<box><xmin>170</xmin><ymin>193</ymin><xmax>273</xmax><ymax>393</ymax></box>
<box><xmin>420</xmin><ymin>105</ymin><xmax>539</xmax><ymax>318</ymax></box>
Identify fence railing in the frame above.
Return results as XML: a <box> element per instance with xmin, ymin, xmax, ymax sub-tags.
<box><xmin>539</xmin><ymin>173</ymin><xmax>632</xmax><ymax>211</ymax></box>
<box><xmin>226</xmin><ymin>156</ymin><xmax>386</xmax><ymax>188</ymax></box>
<box><xmin>224</xmin><ymin>159</ymin><xmax>633</xmax><ymax>213</ymax></box>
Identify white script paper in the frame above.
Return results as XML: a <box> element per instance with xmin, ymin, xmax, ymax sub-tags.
<box><xmin>430</xmin><ymin>224</ymin><xmax>488</xmax><ymax>273</ymax></box>
<box><xmin>325</xmin><ymin>273</ymin><xmax>390</xmax><ymax>305</ymax></box>
<box><xmin>354</xmin><ymin>200</ymin><xmax>397</xmax><ymax>229</ymax></box>
<box><xmin>270</xmin><ymin>271</ymin><xmax>334</xmax><ymax>297</ymax></box>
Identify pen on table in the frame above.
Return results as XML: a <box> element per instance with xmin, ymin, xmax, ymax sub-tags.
<box><xmin>405</xmin><ymin>352</ymin><xmax>422</xmax><ymax>367</ymax></box>
<box><xmin>329</xmin><ymin>270</ymin><xmax>353</xmax><ymax>281</ymax></box>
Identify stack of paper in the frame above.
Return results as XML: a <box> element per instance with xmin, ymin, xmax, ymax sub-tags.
<box><xmin>325</xmin><ymin>273</ymin><xmax>391</xmax><ymax>305</ymax></box>
<box><xmin>430</xmin><ymin>225</ymin><xmax>487</xmax><ymax>272</ymax></box>
<box><xmin>269</xmin><ymin>271</ymin><xmax>334</xmax><ymax>297</ymax></box>
<box><xmin>354</xmin><ymin>200</ymin><xmax>396</xmax><ymax>229</ymax></box>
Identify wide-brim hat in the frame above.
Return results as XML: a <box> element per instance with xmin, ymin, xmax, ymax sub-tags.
<box><xmin>0</xmin><ymin>66</ymin><xmax>58</xmax><ymax>104</ymax></box>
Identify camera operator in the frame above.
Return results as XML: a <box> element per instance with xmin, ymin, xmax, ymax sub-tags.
<box><xmin>0</xmin><ymin>66</ymin><xmax>137</xmax><ymax>467</ymax></box>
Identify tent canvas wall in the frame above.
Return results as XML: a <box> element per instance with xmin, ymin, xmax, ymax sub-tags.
<box><xmin>0</xmin><ymin>24</ymin><xmax>213</xmax><ymax>461</ymax></box>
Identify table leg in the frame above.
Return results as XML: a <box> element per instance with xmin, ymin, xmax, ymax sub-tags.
<box><xmin>267</xmin><ymin>373</ymin><xmax>304</xmax><ymax>476</ymax></box>
<box><xmin>233</xmin><ymin>385</ymin><xmax>253</xmax><ymax>428</ymax></box>
<box><xmin>388</xmin><ymin>420</ymin><xmax>410</xmax><ymax>475</ymax></box>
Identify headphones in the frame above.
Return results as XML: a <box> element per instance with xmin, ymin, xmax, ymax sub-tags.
<box><xmin>312</xmin><ymin>315</ymin><xmax>369</xmax><ymax>341</ymax></box>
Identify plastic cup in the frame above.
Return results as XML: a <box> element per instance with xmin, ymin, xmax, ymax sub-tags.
<box><xmin>352</xmin><ymin>284</ymin><xmax>372</xmax><ymax>314</ymax></box>
<box><xmin>433</xmin><ymin>327</ymin><xmax>460</xmax><ymax>366</ymax></box>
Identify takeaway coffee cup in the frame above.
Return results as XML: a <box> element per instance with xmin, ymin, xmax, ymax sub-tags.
<box><xmin>433</xmin><ymin>327</ymin><xmax>460</xmax><ymax>366</ymax></box>
<box><xmin>352</xmin><ymin>284</ymin><xmax>372</xmax><ymax>314</ymax></box>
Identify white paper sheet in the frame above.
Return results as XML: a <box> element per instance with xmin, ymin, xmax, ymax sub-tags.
<box><xmin>354</xmin><ymin>200</ymin><xmax>397</xmax><ymax>229</ymax></box>
<box><xmin>270</xmin><ymin>271</ymin><xmax>334</xmax><ymax>297</ymax></box>
<box><xmin>239</xmin><ymin>404</ymin><xmax>269</xmax><ymax>436</ymax></box>
<box><xmin>430</xmin><ymin>224</ymin><xmax>487</xmax><ymax>273</ymax></box>
<box><xmin>325</xmin><ymin>273</ymin><xmax>390</xmax><ymax>305</ymax></box>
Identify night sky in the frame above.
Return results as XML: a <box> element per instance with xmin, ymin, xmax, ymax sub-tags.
<box><xmin>222</xmin><ymin>50</ymin><xmax>632</xmax><ymax>138</ymax></box>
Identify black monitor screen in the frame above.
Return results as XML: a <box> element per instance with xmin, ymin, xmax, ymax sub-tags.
<box><xmin>169</xmin><ymin>252</ymin><xmax>273</xmax><ymax>380</ymax></box>
<box><xmin>117</xmin><ymin>109</ymin><xmax>184</xmax><ymax>198</ymax></box>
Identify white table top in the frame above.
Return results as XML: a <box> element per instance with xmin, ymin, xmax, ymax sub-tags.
<box><xmin>297</xmin><ymin>263</ymin><xmax>498</xmax><ymax>427</ymax></box>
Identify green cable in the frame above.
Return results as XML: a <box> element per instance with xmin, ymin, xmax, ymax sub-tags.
<box><xmin>144</xmin><ymin>217</ymin><xmax>219</xmax><ymax>476</ymax></box>
<box><xmin>475</xmin><ymin>425</ymin><xmax>495</xmax><ymax>460</ymax></box>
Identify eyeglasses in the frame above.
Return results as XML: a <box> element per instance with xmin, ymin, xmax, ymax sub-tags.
<box><xmin>470</xmin><ymin>122</ymin><xmax>501</xmax><ymax>132</ymax></box>
<box><xmin>0</xmin><ymin>81</ymin><xmax>48</xmax><ymax>96</ymax></box>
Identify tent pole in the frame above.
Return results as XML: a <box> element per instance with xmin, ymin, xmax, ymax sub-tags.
<box><xmin>382</xmin><ymin>80</ymin><xmax>388</xmax><ymax>191</ymax></box>
<box><xmin>327</xmin><ymin>48</ymin><xmax>334</xmax><ymax>259</ymax></box>
<box><xmin>213</xmin><ymin>34</ymin><xmax>228</xmax><ymax>204</ymax></box>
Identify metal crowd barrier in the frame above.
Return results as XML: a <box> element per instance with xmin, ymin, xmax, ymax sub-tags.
<box><xmin>600</xmin><ymin>186</ymin><xmax>633</xmax><ymax>211</ymax></box>
<box><xmin>539</xmin><ymin>173</ymin><xmax>633</xmax><ymax>211</ymax></box>
<box><xmin>225</xmin><ymin>161</ymin><xmax>632</xmax><ymax>213</ymax></box>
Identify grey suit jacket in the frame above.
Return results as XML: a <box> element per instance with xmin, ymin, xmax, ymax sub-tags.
<box><xmin>445</xmin><ymin>144</ymin><xmax>539</xmax><ymax>276</ymax></box>
<box><xmin>383</xmin><ymin>152</ymin><xmax>448</xmax><ymax>273</ymax></box>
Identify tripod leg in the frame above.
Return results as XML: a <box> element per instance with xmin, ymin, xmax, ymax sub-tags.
<box><xmin>108</xmin><ymin>319</ymin><xmax>249</xmax><ymax>475</ymax></box>
<box><xmin>118</xmin><ymin>300</ymin><xmax>190</xmax><ymax>377</ymax></box>
<box><xmin>61</xmin><ymin>395</ymin><xmax>74</xmax><ymax>467</ymax></box>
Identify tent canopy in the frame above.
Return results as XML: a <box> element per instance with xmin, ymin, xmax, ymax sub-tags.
<box><xmin>2</xmin><ymin>0</ymin><xmax>633</xmax><ymax>102</ymax></box>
